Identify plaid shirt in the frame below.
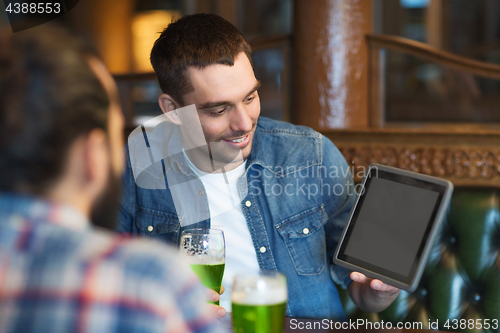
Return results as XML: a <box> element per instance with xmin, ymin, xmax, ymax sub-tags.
<box><xmin>0</xmin><ymin>193</ymin><xmax>222</xmax><ymax>333</ymax></box>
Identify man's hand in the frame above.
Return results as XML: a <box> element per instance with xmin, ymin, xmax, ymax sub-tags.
<box><xmin>208</xmin><ymin>286</ymin><xmax>226</xmax><ymax>318</ymax></box>
<box><xmin>348</xmin><ymin>272</ymin><xmax>400</xmax><ymax>313</ymax></box>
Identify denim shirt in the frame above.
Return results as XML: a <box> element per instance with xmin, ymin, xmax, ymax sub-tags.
<box><xmin>117</xmin><ymin>116</ymin><xmax>355</xmax><ymax>320</ymax></box>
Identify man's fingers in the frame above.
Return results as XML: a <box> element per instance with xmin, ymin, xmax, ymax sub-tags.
<box><xmin>207</xmin><ymin>286</ymin><xmax>226</xmax><ymax>302</ymax></box>
<box><xmin>370</xmin><ymin>279</ymin><xmax>399</xmax><ymax>293</ymax></box>
<box><xmin>206</xmin><ymin>288</ymin><xmax>226</xmax><ymax>318</ymax></box>
<box><xmin>351</xmin><ymin>273</ymin><xmax>399</xmax><ymax>293</ymax></box>
<box><xmin>207</xmin><ymin>289</ymin><xmax>220</xmax><ymax>302</ymax></box>
<box><xmin>350</xmin><ymin>272</ymin><xmax>369</xmax><ymax>284</ymax></box>
<box><xmin>208</xmin><ymin>304</ymin><xmax>226</xmax><ymax>318</ymax></box>
<box><xmin>206</xmin><ymin>286</ymin><xmax>224</xmax><ymax>301</ymax></box>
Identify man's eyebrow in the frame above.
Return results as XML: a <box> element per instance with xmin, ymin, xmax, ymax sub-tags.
<box><xmin>198</xmin><ymin>100</ymin><xmax>229</xmax><ymax>111</ymax></box>
<box><xmin>247</xmin><ymin>81</ymin><xmax>261</xmax><ymax>97</ymax></box>
<box><xmin>197</xmin><ymin>81</ymin><xmax>262</xmax><ymax>111</ymax></box>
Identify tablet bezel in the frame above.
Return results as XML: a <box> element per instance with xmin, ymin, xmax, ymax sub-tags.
<box><xmin>333</xmin><ymin>163</ymin><xmax>453</xmax><ymax>292</ymax></box>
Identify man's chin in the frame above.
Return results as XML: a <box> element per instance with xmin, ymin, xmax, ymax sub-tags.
<box><xmin>212</xmin><ymin>147</ymin><xmax>251</xmax><ymax>172</ymax></box>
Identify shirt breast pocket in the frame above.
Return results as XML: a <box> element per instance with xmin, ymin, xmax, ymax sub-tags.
<box><xmin>276</xmin><ymin>205</ymin><xmax>328</xmax><ymax>275</ymax></box>
<box><xmin>135</xmin><ymin>208</ymin><xmax>180</xmax><ymax>244</ymax></box>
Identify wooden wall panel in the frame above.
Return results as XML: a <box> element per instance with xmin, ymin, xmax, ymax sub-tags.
<box><xmin>325</xmin><ymin>127</ymin><xmax>500</xmax><ymax>186</ymax></box>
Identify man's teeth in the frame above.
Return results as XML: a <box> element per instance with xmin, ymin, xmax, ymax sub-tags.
<box><xmin>229</xmin><ymin>136</ymin><xmax>246</xmax><ymax>143</ymax></box>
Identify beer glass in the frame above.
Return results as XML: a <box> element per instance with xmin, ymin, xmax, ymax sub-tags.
<box><xmin>232</xmin><ymin>272</ymin><xmax>287</xmax><ymax>333</ymax></box>
<box><xmin>180</xmin><ymin>228</ymin><xmax>225</xmax><ymax>305</ymax></box>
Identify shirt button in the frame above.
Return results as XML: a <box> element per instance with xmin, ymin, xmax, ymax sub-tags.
<box><xmin>303</xmin><ymin>228</ymin><xmax>310</xmax><ymax>235</ymax></box>
<box><xmin>199</xmin><ymin>190</ymin><xmax>204</xmax><ymax>196</ymax></box>
<box><xmin>147</xmin><ymin>226</ymin><xmax>154</xmax><ymax>232</ymax></box>
<box><xmin>245</xmin><ymin>200</ymin><xmax>252</xmax><ymax>207</ymax></box>
<box><xmin>260</xmin><ymin>246</ymin><xmax>266</xmax><ymax>253</ymax></box>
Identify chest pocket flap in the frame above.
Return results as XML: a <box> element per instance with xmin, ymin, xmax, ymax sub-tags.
<box><xmin>135</xmin><ymin>208</ymin><xmax>180</xmax><ymax>244</ymax></box>
<box><xmin>276</xmin><ymin>205</ymin><xmax>328</xmax><ymax>275</ymax></box>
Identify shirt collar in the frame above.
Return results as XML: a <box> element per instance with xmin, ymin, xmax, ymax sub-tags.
<box><xmin>0</xmin><ymin>191</ymin><xmax>91</xmax><ymax>231</ymax></box>
<box><xmin>160</xmin><ymin>123</ymin><xmax>197</xmax><ymax>177</ymax></box>
<box><xmin>245</xmin><ymin>123</ymin><xmax>272</xmax><ymax>171</ymax></box>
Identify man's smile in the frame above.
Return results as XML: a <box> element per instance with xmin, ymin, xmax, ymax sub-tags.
<box><xmin>221</xmin><ymin>134</ymin><xmax>250</xmax><ymax>148</ymax></box>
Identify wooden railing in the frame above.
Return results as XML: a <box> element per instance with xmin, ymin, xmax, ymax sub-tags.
<box><xmin>113</xmin><ymin>72</ymin><xmax>157</xmax><ymax>82</ymax></box>
<box><xmin>323</xmin><ymin>34</ymin><xmax>500</xmax><ymax>186</ymax></box>
<box><xmin>366</xmin><ymin>34</ymin><xmax>500</xmax><ymax>128</ymax></box>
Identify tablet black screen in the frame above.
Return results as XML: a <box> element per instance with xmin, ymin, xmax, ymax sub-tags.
<box><xmin>338</xmin><ymin>169</ymin><xmax>444</xmax><ymax>283</ymax></box>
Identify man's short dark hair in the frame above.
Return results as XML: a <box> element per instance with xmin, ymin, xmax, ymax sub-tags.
<box><xmin>0</xmin><ymin>25</ymin><xmax>109</xmax><ymax>195</ymax></box>
<box><xmin>150</xmin><ymin>13</ymin><xmax>252</xmax><ymax>105</ymax></box>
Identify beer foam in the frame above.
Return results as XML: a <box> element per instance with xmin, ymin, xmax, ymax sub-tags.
<box><xmin>232</xmin><ymin>288</ymin><xmax>287</xmax><ymax>306</ymax></box>
<box><xmin>184</xmin><ymin>256</ymin><xmax>225</xmax><ymax>265</ymax></box>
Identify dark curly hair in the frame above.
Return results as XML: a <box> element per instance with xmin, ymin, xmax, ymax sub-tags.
<box><xmin>0</xmin><ymin>25</ymin><xmax>109</xmax><ymax>195</ymax></box>
<box><xmin>150</xmin><ymin>13</ymin><xmax>252</xmax><ymax>106</ymax></box>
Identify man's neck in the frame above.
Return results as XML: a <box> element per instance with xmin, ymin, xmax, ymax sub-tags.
<box><xmin>184</xmin><ymin>146</ymin><xmax>245</xmax><ymax>173</ymax></box>
<box><xmin>45</xmin><ymin>182</ymin><xmax>91</xmax><ymax>222</ymax></box>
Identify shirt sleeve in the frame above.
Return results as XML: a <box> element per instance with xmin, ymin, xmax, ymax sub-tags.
<box><xmin>320</xmin><ymin>134</ymin><xmax>355</xmax><ymax>289</ymax></box>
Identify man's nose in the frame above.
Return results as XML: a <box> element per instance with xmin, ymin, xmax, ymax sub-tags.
<box><xmin>230</xmin><ymin>104</ymin><xmax>253</xmax><ymax>133</ymax></box>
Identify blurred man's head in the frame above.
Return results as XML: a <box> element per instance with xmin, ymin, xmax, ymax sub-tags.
<box><xmin>150</xmin><ymin>14</ymin><xmax>260</xmax><ymax>171</ymax></box>
<box><xmin>0</xmin><ymin>25</ymin><xmax>124</xmax><ymax>229</ymax></box>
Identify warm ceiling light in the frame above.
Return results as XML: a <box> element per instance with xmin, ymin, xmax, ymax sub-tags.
<box><xmin>132</xmin><ymin>10</ymin><xmax>181</xmax><ymax>72</ymax></box>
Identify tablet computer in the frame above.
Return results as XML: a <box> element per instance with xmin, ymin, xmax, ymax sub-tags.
<box><xmin>333</xmin><ymin>164</ymin><xmax>453</xmax><ymax>292</ymax></box>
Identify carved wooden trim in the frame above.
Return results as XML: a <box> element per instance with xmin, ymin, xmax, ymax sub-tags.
<box><xmin>339</xmin><ymin>146</ymin><xmax>500</xmax><ymax>183</ymax></box>
<box><xmin>323</xmin><ymin>129</ymin><xmax>500</xmax><ymax>186</ymax></box>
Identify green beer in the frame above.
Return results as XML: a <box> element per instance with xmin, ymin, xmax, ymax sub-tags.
<box><xmin>232</xmin><ymin>301</ymin><xmax>287</xmax><ymax>333</ymax></box>
<box><xmin>231</xmin><ymin>273</ymin><xmax>288</xmax><ymax>333</ymax></box>
<box><xmin>190</xmin><ymin>263</ymin><xmax>225</xmax><ymax>305</ymax></box>
<box><xmin>180</xmin><ymin>229</ymin><xmax>225</xmax><ymax>306</ymax></box>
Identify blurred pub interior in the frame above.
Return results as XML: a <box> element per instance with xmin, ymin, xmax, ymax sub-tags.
<box><xmin>3</xmin><ymin>1</ymin><xmax>500</xmax><ymax>136</ymax></box>
<box><xmin>3</xmin><ymin>0</ymin><xmax>500</xmax><ymax>177</ymax></box>
<box><xmin>8</xmin><ymin>0</ymin><xmax>494</xmax><ymax>186</ymax></box>
<box><xmin>2</xmin><ymin>0</ymin><xmax>500</xmax><ymax>329</ymax></box>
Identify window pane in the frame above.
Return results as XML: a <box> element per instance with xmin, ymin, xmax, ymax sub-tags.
<box><xmin>240</xmin><ymin>0</ymin><xmax>292</xmax><ymax>39</ymax></box>
<box><xmin>116</xmin><ymin>79</ymin><xmax>163</xmax><ymax>127</ymax></box>
<box><xmin>377</xmin><ymin>0</ymin><xmax>500</xmax><ymax>64</ymax></box>
<box><xmin>384</xmin><ymin>49</ymin><xmax>500</xmax><ymax>123</ymax></box>
<box><xmin>252</xmin><ymin>47</ymin><xmax>286</xmax><ymax>120</ymax></box>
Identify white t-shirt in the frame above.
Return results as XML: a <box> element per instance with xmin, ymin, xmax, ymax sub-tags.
<box><xmin>183</xmin><ymin>152</ymin><xmax>260</xmax><ymax>312</ymax></box>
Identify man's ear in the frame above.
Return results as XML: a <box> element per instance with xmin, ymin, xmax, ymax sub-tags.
<box><xmin>159</xmin><ymin>93</ymin><xmax>182</xmax><ymax>125</ymax></box>
<box><xmin>48</xmin><ymin>129</ymin><xmax>109</xmax><ymax>216</ymax></box>
<box><xmin>83</xmin><ymin>128</ymin><xmax>109</xmax><ymax>196</ymax></box>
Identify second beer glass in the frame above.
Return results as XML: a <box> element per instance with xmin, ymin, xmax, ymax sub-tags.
<box><xmin>232</xmin><ymin>272</ymin><xmax>287</xmax><ymax>333</ymax></box>
<box><xmin>180</xmin><ymin>228</ymin><xmax>225</xmax><ymax>305</ymax></box>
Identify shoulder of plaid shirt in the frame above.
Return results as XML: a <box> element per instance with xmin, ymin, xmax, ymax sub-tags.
<box><xmin>0</xmin><ymin>192</ymin><xmax>223</xmax><ymax>333</ymax></box>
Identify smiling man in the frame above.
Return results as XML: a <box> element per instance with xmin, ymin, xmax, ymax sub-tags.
<box><xmin>117</xmin><ymin>13</ymin><xmax>400</xmax><ymax>320</ymax></box>
<box><xmin>163</xmin><ymin>52</ymin><xmax>260</xmax><ymax>173</ymax></box>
